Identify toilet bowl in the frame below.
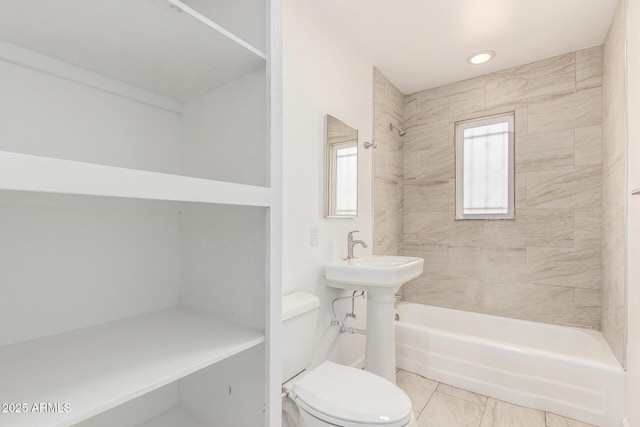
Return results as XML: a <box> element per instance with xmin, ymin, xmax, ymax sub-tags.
<box><xmin>287</xmin><ymin>361</ymin><xmax>414</xmax><ymax>427</ymax></box>
<box><xmin>282</xmin><ymin>292</ymin><xmax>415</xmax><ymax>427</ymax></box>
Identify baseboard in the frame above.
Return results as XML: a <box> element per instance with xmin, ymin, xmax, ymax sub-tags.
<box><xmin>622</xmin><ymin>418</ymin><xmax>629</xmax><ymax>427</ymax></box>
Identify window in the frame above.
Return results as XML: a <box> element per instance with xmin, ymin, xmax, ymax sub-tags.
<box><xmin>455</xmin><ymin>113</ymin><xmax>515</xmax><ymax>219</ymax></box>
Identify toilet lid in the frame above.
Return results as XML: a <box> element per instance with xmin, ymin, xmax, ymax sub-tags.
<box><xmin>293</xmin><ymin>361</ymin><xmax>412</xmax><ymax>425</ymax></box>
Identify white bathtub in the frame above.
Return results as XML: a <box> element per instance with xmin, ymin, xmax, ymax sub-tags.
<box><xmin>394</xmin><ymin>303</ymin><xmax>624</xmax><ymax>427</ymax></box>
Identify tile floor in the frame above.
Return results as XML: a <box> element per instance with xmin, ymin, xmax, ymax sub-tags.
<box><xmin>396</xmin><ymin>370</ymin><xmax>597</xmax><ymax>427</ymax></box>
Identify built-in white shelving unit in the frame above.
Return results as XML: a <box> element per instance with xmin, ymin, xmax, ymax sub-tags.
<box><xmin>0</xmin><ymin>309</ymin><xmax>264</xmax><ymax>427</ymax></box>
<box><xmin>0</xmin><ymin>0</ymin><xmax>281</xmax><ymax>425</ymax></box>
<box><xmin>0</xmin><ymin>0</ymin><xmax>270</xmax><ymax>188</ymax></box>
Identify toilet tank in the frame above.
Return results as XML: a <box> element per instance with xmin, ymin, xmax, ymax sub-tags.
<box><xmin>282</xmin><ymin>292</ymin><xmax>320</xmax><ymax>383</ymax></box>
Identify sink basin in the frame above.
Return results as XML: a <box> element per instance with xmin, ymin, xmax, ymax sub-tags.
<box><xmin>324</xmin><ymin>255</ymin><xmax>424</xmax><ymax>293</ymax></box>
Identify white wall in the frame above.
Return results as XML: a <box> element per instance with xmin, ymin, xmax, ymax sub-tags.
<box><xmin>180</xmin><ymin>204</ymin><xmax>267</xmax><ymax>330</ymax></box>
<box><xmin>0</xmin><ymin>59</ymin><xmax>182</xmax><ymax>173</ymax></box>
<box><xmin>282</xmin><ymin>0</ymin><xmax>373</xmax><ymax>368</ymax></box>
<box><xmin>181</xmin><ymin>69</ymin><xmax>267</xmax><ymax>186</ymax></box>
<box><xmin>626</xmin><ymin>0</ymin><xmax>640</xmax><ymax>424</ymax></box>
<box><xmin>0</xmin><ymin>192</ymin><xmax>181</xmax><ymax>347</ymax></box>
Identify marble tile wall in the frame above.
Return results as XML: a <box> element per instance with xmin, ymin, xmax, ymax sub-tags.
<box><xmin>399</xmin><ymin>49</ymin><xmax>604</xmax><ymax>329</ymax></box>
<box><xmin>374</xmin><ymin>69</ymin><xmax>405</xmax><ymax>255</ymax></box>
<box><xmin>601</xmin><ymin>0</ymin><xmax>626</xmax><ymax>364</ymax></box>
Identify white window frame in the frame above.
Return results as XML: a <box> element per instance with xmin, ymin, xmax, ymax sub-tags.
<box><xmin>455</xmin><ymin>112</ymin><xmax>515</xmax><ymax>220</ymax></box>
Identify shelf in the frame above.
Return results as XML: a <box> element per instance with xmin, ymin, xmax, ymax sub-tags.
<box><xmin>0</xmin><ymin>0</ymin><xmax>266</xmax><ymax>103</ymax></box>
<box><xmin>0</xmin><ymin>151</ymin><xmax>272</xmax><ymax>207</ymax></box>
<box><xmin>135</xmin><ymin>406</ymin><xmax>208</xmax><ymax>427</ymax></box>
<box><xmin>0</xmin><ymin>308</ymin><xmax>264</xmax><ymax>427</ymax></box>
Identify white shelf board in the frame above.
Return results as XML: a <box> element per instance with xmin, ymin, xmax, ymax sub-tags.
<box><xmin>0</xmin><ymin>308</ymin><xmax>264</xmax><ymax>427</ymax></box>
<box><xmin>0</xmin><ymin>151</ymin><xmax>271</xmax><ymax>207</ymax></box>
<box><xmin>134</xmin><ymin>406</ymin><xmax>208</xmax><ymax>427</ymax></box>
<box><xmin>0</xmin><ymin>0</ymin><xmax>266</xmax><ymax>102</ymax></box>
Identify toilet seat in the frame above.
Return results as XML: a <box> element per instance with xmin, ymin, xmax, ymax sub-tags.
<box><xmin>292</xmin><ymin>361</ymin><xmax>412</xmax><ymax>426</ymax></box>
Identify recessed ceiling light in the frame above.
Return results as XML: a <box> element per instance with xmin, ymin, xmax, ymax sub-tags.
<box><xmin>466</xmin><ymin>50</ymin><xmax>496</xmax><ymax>65</ymax></box>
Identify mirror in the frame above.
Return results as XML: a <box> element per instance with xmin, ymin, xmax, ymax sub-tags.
<box><xmin>326</xmin><ymin>115</ymin><xmax>358</xmax><ymax>217</ymax></box>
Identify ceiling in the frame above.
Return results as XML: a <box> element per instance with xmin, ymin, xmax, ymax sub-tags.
<box><xmin>308</xmin><ymin>0</ymin><xmax>619</xmax><ymax>94</ymax></box>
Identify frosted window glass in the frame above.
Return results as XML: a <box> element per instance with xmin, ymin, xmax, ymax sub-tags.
<box><xmin>463</xmin><ymin>122</ymin><xmax>509</xmax><ymax>214</ymax></box>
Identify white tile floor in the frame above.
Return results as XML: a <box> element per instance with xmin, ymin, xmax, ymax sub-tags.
<box><xmin>396</xmin><ymin>370</ymin><xmax>597</xmax><ymax>427</ymax></box>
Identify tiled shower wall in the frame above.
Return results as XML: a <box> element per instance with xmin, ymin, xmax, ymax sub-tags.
<box><xmin>373</xmin><ymin>69</ymin><xmax>405</xmax><ymax>255</ymax></box>
<box><xmin>602</xmin><ymin>0</ymin><xmax>626</xmax><ymax>363</ymax></box>
<box><xmin>374</xmin><ymin>48</ymin><xmax>605</xmax><ymax>329</ymax></box>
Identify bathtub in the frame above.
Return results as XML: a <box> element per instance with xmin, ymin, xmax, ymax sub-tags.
<box><xmin>394</xmin><ymin>303</ymin><xmax>624</xmax><ymax>427</ymax></box>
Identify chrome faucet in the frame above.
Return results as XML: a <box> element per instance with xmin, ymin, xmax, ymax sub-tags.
<box><xmin>345</xmin><ymin>230</ymin><xmax>368</xmax><ymax>261</ymax></box>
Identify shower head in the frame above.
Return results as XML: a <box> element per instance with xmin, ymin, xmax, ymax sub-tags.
<box><xmin>389</xmin><ymin>123</ymin><xmax>406</xmax><ymax>137</ymax></box>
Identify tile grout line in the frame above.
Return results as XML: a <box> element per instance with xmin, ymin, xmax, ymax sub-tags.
<box><xmin>415</xmin><ymin>381</ymin><xmax>440</xmax><ymax>420</ymax></box>
<box><xmin>435</xmin><ymin>383</ymin><xmax>488</xmax><ymax>407</ymax></box>
<box><xmin>478</xmin><ymin>398</ymin><xmax>490</xmax><ymax>427</ymax></box>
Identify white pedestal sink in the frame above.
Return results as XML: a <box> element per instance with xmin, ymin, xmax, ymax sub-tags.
<box><xmin>324</xmin><ymin>256</ymin><xmax>424</xmax><ymax>383</ymax></box>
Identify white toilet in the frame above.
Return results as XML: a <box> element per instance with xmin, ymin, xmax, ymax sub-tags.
<box><xmin>282</xmin><ymin>292</ymin><xmax>415</xmax><ymax>427</ymax></box>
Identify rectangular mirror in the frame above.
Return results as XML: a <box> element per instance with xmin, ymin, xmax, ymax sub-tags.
<box><xmin>326</xmin><ymin>115</ymin><xmax>358</xmax><ymax>217</ymax></box>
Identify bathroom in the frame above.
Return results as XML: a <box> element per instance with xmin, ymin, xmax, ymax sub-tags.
<box><xmin>0</xmin><ymin>0</ymin><xmax>638</xmax><ymax>427</ymax></box>
<box><xmin>283</xmin><ymin>0</ymin><xmax>638</xmax><ymax>426</ymax></box>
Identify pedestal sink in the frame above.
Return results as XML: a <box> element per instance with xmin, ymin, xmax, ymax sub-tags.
<box><xmin>324</xmin><ymin>255</ymin><xmax>424</xmax><ymax>383</ymax></box>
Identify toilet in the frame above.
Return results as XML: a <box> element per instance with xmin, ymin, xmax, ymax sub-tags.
<box><xmin>282</xmin><ymin>292</ymin><xmax>415</xmax><ymax>427</ymax></box>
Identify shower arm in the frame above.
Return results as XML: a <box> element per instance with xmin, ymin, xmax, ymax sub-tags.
<box><xmin>389</xmin><ymin>123</ymin><xmax>406</xmax><ymax>137</ymax></box>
